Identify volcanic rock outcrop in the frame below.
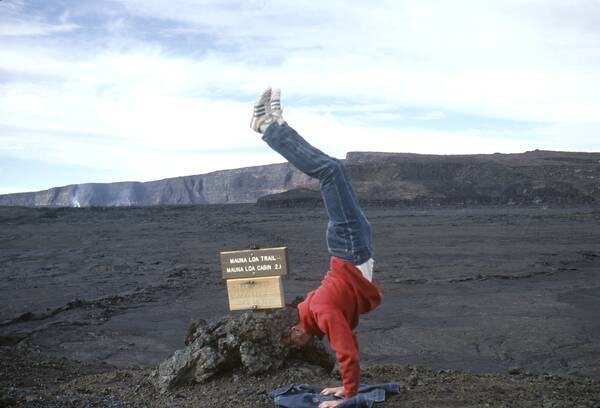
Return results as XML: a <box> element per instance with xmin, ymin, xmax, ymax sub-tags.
<box><xmin>150</xmin><ymin>307</ymin><xmax>335</xmax><ymax>393</ymax></box>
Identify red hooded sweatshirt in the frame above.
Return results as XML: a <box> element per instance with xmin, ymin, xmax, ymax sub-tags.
<box><xmin>297</xmin><ymin>257</ymin><xmax>382</xmax><ymax>398</ymax></box>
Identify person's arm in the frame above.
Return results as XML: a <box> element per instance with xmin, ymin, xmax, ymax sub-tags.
<box><xmin>317</xmin><ymin>311</ymin><xmax>360</xmax><ymax>398</ymax></box>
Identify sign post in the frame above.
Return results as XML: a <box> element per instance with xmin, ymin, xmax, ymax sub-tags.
<box><xmin>220</xmin><ymin>247</ymin><xmax>288</xmax><ymax>311</ymax></box>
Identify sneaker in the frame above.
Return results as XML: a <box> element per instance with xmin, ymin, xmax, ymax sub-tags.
<box><xmin>270</xmin><ymin>88</ymin><xmax>283</xmax><ymax>119</ymax></box>
<box><xmin>250</xmin><ymin>87</ymin><xmax>285</xmax><ymax>133</ymax></box>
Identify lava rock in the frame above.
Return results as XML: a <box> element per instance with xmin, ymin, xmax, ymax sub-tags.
<box><xmin>150</xmin><ymin>306</ymin><xmax>334</xmax><ymax>393</ymax></box>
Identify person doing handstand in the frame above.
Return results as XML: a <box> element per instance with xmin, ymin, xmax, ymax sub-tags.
<box><xmin>250</xmin><ymin>88</ymin><xmax>382</xmax><ymax>408</ymax></box>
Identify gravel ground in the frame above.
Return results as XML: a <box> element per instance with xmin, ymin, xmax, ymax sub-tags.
<box><xmin>2</xmin><ymin>346</ymin><xmax>600</xmax><ymax>407</ymax></box>
<box><xmin>2</xmin><ymin>204</ymin><xmax>600</xmax><ymax>407</ymax></box>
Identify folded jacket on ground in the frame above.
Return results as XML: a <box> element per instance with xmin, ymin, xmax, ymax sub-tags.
<box><xmin>271</xmin><ymin>383</ymin><xmax>400</xmax><ymax>408</ymax></box>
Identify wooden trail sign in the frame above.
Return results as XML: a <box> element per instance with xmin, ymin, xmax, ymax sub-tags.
<box><xmin>220</xmin><ymin>247</ymin><xmax>288</xmax><ymax>311</ymax></box>
<box><xmin>226</xmin><ymin>277</ymin><xmax>284</xmax><ymax>311</ymax></box>
<box><xmin>220</xmin><ymin>247</ymin><xmax>288</xmax><ymax>279</ymax></box>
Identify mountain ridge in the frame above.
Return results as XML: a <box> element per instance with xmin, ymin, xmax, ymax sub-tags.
<box><xmin>1</xmin><ymin>150</ymin><xmax>599</xmax><ymax>207</ymax></box>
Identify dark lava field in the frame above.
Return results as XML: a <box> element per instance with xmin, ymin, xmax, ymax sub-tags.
<box><xmin>1</xmin><ymin>204</ymin><xmax>600</xmax><ymax>407</ymax></box>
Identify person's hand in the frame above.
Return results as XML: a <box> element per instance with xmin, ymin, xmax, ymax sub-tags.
<box><xmin>318</xmin><ymin>399</ymin><xmax>344</xmax><ymax>408</ymax></box>
<box><xmin>319</xmin><ymin>387</ymin><xmax>345</xmax><ymax>408</ymax></box>
<box><xmin>320</xmin><ymin>386</ymin><xmax>344</xmax><ymax>398</ymax></box>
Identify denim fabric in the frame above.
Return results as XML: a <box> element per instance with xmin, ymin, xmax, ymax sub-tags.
<box><xmin>271</xmin><ymin>383</ymin><xmax>400</xmax><ymax>408</ymax></box>
<box><xmin>262</xmin><ymin>123</ymin><xmax>372</xmax><ymax>265</ymax></box>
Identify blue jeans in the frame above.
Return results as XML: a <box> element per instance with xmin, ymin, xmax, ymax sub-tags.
<box><xmin>262</xmin><ymin>123</ymin><xmax>372</xmax><ymax>265</ymax></box>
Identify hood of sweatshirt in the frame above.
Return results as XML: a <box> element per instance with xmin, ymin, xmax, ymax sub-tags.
<box><xmin>297</xmin><ymin>256</ymin><xmax>382</xmax><ymax>337</ymax></box>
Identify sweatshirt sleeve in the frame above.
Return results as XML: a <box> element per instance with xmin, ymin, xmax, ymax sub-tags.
<box><xmin>317</xmin><ymin>310</ymin><xmax>360</xmax><ymax>398</ymax></box>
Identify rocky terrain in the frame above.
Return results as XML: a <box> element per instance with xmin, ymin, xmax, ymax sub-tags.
<box><xmin>3</xmin><ymin>344</ymin><xmax>600</xmax><ymax>407</ymax></box>
<box><xmin>151</xmin><ymin>307</ymin><xmax>335</xmax><ymax>393</ymax></box>
<box><xmin>1</xmin><ymin>150</ymin><xmax>599</xmax><ymax>207</ymax></box>
<box><xmin>1</xmin><ymin>204</ymin><xmax>600</xmax><ymax>406</ymax></box>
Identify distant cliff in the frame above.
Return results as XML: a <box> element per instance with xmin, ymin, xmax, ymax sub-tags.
<box><xmin>0</xmin><ymin>163</ymin><xmax>317</xmax><ymax>207</ymax></box>
<box><xmin>340</xmin><ymin>150</ymin><xmax>600</xmax><ymax>206</ymax></box>
<box><xmin>1</xmin><ymin>150</ymin><xmax>599</xmax><ymax>207</ymax></box>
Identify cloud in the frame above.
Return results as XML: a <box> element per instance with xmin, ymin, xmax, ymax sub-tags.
<box><xmin>106</xmin><ymin>0</ymin><xmax>600</xmax><ymax>123</ymax></box>
<box><xmin>0</xmin><ymin>20</ymin><xmax>78</xmax><ymax>37</ymax></box>
<box><xmin>4</xmin><ymin>1</ymin><xmax>600</xmax><ymax>122</ymax></box>
<box><xmin>0</xmin><ymin>0</ymin><xmax>599</xmax><ymax>193</ymax></box>
<box><xmin>0</xmin><ymin>1</ymin><xmax>79</xmax><ymax>37</ymax></box>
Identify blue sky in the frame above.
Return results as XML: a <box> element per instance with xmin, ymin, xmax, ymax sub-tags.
<box><xmin>1</xmin><ymin>0</ymin><xmax>599</xmax><ymax>194</ymax></box>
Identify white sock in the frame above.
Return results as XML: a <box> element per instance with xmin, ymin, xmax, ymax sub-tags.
<box><xmin>356</xmin><ymin>258</ymin><xmax>374</xmax><ymax>282</ymax></box>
